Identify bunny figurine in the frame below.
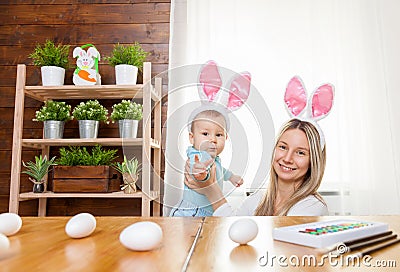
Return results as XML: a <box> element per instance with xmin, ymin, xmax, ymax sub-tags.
<box><xmin>73</xmin><ymin>44</ymin><xmax>101</xmax><ymax>85</ymax></box>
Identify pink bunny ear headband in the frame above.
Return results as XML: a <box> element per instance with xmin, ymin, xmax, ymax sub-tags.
<box><xmin>284</xmin><ymin>76</ymin><xmax>334</xmax><ymax>149</ymax></box>
<box><xmin>188</xmin><ymin>60</ymin><xmax>251</xmax><ymax>131</ymax></box>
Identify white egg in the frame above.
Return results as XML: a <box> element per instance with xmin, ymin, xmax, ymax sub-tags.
<box><xmin>65</xmin><ymin>213</ymin><xmax>96</xmax><ymax>239</ymax></box>
<box><xmin>0</xmin><ymin>233</ymin><xmax>10</xmax><ymax>251</ymax></box>
<box><xmin>229</xmin><ymin>218</ymin><xmax>258</xmax><ymax>245</ymax></box>
<box><xmin>0</xmin><ymin>213</ymin><xmax>22</xmax><ymax>236</ymax></box>
<box><xmin>119</xmin><ymin>221</ymin><xmax>163</xmax><ymax>251</ymax></box>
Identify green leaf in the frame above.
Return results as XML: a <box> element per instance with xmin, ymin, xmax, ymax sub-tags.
<box><xmin>22</xmin><ymin>155</ymin><xmax>57</xmax><ymax>183</ymax></box>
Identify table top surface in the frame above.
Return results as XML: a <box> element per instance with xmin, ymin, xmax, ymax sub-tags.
<box><xmin>1</xmin><ymin>215</ymin><xmax>399</xmax><ymax>271</ymax></box>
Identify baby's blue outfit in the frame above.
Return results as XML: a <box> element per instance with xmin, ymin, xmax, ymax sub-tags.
<box><xmin>170</xmin><ymin>146</ymin><xmax>232</xmax><ymax>217</ymax></box>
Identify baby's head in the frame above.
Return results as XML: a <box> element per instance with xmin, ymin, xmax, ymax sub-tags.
<box><xmin>189</xmin><ymin>110</ymin><xmax>228</xmax><ymax>158</ymax></box>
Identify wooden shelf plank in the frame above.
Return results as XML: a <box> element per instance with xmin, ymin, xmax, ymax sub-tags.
<box><xmin>25</xmin><ymin>85</ymin><xmax>146</xmax><ymax>101</ymax></box>
<box><xmin>21</xmin><ymin>138</ymin><xmax>162</xmax><ymax>149</ymax></box>
<box><xmin>19</xmin><ymin>190</ymin><xmax>159</xmax><ymax>200</ymax></box>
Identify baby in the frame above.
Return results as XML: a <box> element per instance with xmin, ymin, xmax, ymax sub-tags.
<box><xmin>170</xmin><ymin>109</ymin><xmax>243</xmax><ymax>217</ymax></box>
<box><xmin>170</xmin><ymin>60</ymin><xmax>251</xmax><ymax>217</ymax></box>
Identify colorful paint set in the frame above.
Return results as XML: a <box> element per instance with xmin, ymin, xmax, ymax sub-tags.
<box><xmin>273</xmin><ymin>220</ymin><xmax>389</xmax><ymax>248</ymax></box>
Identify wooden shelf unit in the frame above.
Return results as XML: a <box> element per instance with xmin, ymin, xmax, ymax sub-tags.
<box><xmin>9</xmin><ymin>63</ymin><xmax>162</xmax><ymax>217</ymax></box>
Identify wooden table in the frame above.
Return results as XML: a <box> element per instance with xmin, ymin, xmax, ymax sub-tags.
<box><xmin>1</xmin><ymin>216</ymin><xmax>399</xmax><ymax>271</ymax></box>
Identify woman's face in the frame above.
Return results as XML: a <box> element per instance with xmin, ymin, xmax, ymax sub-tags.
<box><xmin>273</xmin><ymin>128</ymin><xmax>310</xmax><ymax>184</ymax></box>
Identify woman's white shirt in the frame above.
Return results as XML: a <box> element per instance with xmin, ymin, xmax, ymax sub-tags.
<box><xmin>213</xmin><ymin>190</ymin><xmax>328</xmax><ymax>216</ymax></box>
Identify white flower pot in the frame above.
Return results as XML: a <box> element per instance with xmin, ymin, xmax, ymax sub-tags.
<box><xmin>118</xmin><ymin>119</ymin><xmax>139</xmax><ymax>138</ymax></box>
<box><xmin>115</xmin><ymin>64</ymin><xmax>138</xmax><ymax>85</ymax></box>
<box><xmin>41</xmin><ymin>66</ymin><xmax>65</xmax><ymax>86</ymax></box>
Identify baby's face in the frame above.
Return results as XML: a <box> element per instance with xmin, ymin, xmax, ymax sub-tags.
<box><xmin>189</xmin><ymin>116</ymin><xmax>227</xmax><ymax>158</ymax></box>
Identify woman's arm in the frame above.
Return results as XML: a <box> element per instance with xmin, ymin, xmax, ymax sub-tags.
<box><xmin>183</xmin><ymin>158</ymin><xmax>227</xmax><ymax>211</ymax></box>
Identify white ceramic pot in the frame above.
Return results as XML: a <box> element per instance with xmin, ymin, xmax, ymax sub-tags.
<box><xmin>115</xmin><ymin>64</ymin><xmax>138</xmax><ymax>85</ymax></box>
<box><xmin>41</xmin><ymin>66</ymin><xmax>65</xmax><ymax>86</ymax></box>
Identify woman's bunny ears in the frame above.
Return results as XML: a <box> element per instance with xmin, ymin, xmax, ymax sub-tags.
<box><xmin>284</xmin><ymin>76</ymin><xmax>334</xmax><ymax>148</ymax></box>
<box><xmin>188</xmin><ymin>60</ymin><xmax>252</xmax><ymax>131</ymax></box>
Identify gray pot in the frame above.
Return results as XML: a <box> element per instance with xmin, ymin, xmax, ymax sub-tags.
<box><xmin>78</xmin><ymin>120</ymin><xmax>99</xmax><ymax>138</ymax></box>
<box><xmin>43</xmin><ymin>120</ymin><xmax>65</xmax><ymax>139</ymax></box>
<box><xmin>118</xmin><ymin>119</ymin><xmax>139</xmax><ymax>138</ymax></box>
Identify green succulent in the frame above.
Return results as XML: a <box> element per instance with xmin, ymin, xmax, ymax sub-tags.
<box><xmin>22</xmin><ymin>155</ymin><xmax>57</xmax><ymax>184</ymax></box>
<box><xmin>112</xmin><ymin>155</ymin><xmax>141</xmax><ymax>176</ymax></box>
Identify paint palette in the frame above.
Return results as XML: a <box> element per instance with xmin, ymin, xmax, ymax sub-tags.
<box><xmin>272</xmin><ymin>219</ymin><xmax>389</xmax><ymax>248</ymax></box>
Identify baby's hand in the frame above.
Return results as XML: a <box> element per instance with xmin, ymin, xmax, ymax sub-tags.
<box><xmin>191</xmin><ymin>155</ymin><xmax>213</xmax><ymax>181</ymax></box>
<box><xmin>229</xmin><ymin>174</ymin><xmax>244</xmax><ymax>187</ymax></box>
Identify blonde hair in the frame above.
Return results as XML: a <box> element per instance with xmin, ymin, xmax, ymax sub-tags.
<box><xmin>254</xmin><ymin>119</ymin><xmax>326</xmax><ymax>216</ymax></box>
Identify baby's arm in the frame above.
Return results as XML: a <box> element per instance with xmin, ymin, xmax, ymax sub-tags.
<box><xmin>229</xmin><ymin>174</ymin><xmax>244</xmax><ymax>187</ymax></box>
<box><xmin>223</xmin><ymin>168</ymin><xmax>243</xmax><ymax>187</ymax></box>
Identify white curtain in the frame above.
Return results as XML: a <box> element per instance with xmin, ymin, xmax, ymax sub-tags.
<box><xmin>164</xmin><ymin>0</ymin><xmax>400</xmax><ymax>215</ymax></box>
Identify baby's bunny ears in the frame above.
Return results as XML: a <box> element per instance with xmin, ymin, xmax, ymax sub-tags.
<box><xmin>198</xmin><ymin>60</ymin><xmax>251</xmax><ymax>111</ymax></box>
<box><xmin>284</xmin><ymin>76</ymin><xmax>334</xmax><ymax>148</ymax></box>
<box><xmin>187</xmin><ymin>61</ymin><xmax>251</xmax><ymax>132</ymax></box>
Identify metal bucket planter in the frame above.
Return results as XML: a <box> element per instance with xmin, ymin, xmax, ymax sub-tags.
<box><xmin>78</xmin><ymin>120</ymin><xmax>99</xmax><ymax>139</ymax></box>
<box><xmin>43</xmin><ymin>120</ymin><xmax>65</xmax><ymax>139</ymax></box>
<box><xmin>118</xmin><ymin>119</ymin><xmax>139</xmax><ymax>138</ymax></box>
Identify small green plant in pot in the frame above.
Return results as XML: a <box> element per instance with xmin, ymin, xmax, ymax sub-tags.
<box><xmin>113</xmin><ymin>155</ymin><xmax>141</xmax><ymax>193</ymax></box>
<box><xmin>72</xmin><ymin>100</ymin><xmax>109</xmax><ymax>139</ymax></box>
<box><xmin>29</xmin><ymin>40</ymin><xmax>70</xmax><ymax>86</ymax></box>
<box><xmin>111</xmin><ymin>100</ymin><xmax>143</xmax><ymax>138</ymax></box>
<box><xmin>22</xmin><ymin>155</ymin><xmax>57</xmax><ymax>193</ymax></box>
<box><xmin>33</xmin><ymin>100</ymin><xmax>73</xmax><ymax>139</ymax></box>
<box><xmin>105</xmin><ymin>42</ymin><xmax>149</xmax><ymax>85</ymax></box>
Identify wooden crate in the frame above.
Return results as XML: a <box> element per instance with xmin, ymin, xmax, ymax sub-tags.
<box><xmin>49</xmin><ymin>166</ymin><xmax>121</xmax><ymax>193</ymax></box>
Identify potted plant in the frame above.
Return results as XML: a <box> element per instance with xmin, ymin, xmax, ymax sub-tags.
<box><xmin>33</xmin><ymin>100</ymin><xmax>73</xmax><ymax>139</ymax></box>
<box><xmin>110</xmin><ymin>100</ymin><xmax>143</xmax><ymax>138</ymax></box>
<box><xmin>29</xmin><ymin>40</ymin><xmax>70</xmax><ymax>86</ymax></box>
<box><xmin>105</xmin><ymin>42</ymin><xmax>149</xmax><ymax>85</ymax></box>
<box><xmin>51</xmin><ymin>145</ymin><xmax>120</xmax><ymax>193</ymax></box>
<box><xmin>72</xmin><ymin>100</ymin><xmax>109</xmax><ymax>139</ymax></box>
<box><xmin>113</xmin><ymin>155</ymin><xmax>141</xmax><ymax>193</ymax></box>
<box><xmin>22</xmin><ymin>155</ymin><xmax>57</xmax><ymax>193</ymax></box>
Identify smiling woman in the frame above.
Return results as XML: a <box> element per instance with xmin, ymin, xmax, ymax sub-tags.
<box><xmin>254</xmin><ymin>119</ymin><xmax>327</xmax><ymax>216</ymax></box>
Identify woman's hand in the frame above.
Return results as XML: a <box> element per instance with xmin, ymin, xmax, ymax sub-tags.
<box><xmin>184</xmin><ymin>155</ymin><xmax>227</xmax><ymax>210</ymax></box>
<box><xmin>184</xmin><ymin>155</ymin><xmax>215</xmax><ymax>192</ymax></box>
<box><xmin>190</xmin><ymin>154</ymin><xmax>212</xmax><ymax>181</ymax></box>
